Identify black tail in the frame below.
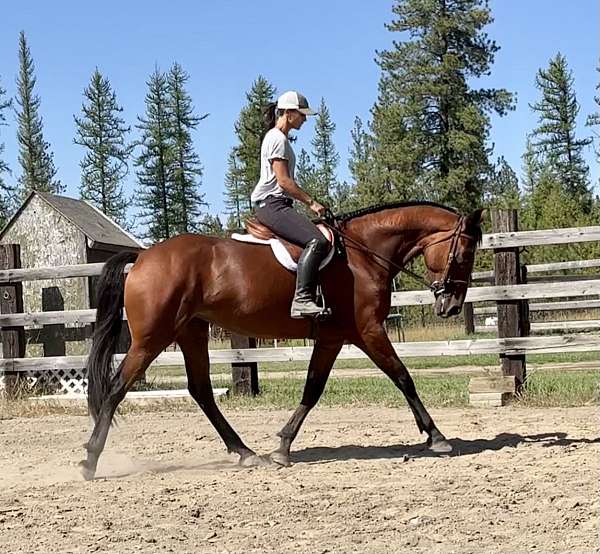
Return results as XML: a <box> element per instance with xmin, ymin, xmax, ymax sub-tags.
<box><xmin>87</xmin><ymin>251</ymin><xmax>139</xmax><ymax>422</ymax></box>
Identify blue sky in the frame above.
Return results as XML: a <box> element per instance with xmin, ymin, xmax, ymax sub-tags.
<box><xmin>0</xmin><ymin>0</ymin><xmax>598</xmax><ymax>223</ymax></box>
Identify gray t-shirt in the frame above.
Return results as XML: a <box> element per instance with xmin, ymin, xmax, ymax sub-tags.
<box><xmin>250</xmin><ymin>127</ymin><xmax>296</xmax><ymax>203</ymax></box>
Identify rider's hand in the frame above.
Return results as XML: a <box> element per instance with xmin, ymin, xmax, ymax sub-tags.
<box><xmin>309</xmin><ymin>200</ymin><xmax>327</xmax><ymax>217</ymax></box>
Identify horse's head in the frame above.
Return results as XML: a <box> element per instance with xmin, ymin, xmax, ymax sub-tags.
<box><xmin>422</xmin><ymin>209</ymin><xmax>484</xmax><ymax>318</ymax></box>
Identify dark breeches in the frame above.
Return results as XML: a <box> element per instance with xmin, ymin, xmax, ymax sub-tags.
<box><xmin>254</xmin><ymin>195</ymin><xmax>328</xmax><ymax>250</ymax></box>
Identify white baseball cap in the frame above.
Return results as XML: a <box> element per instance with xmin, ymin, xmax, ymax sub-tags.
<box><xmin>276</xmin><ymin>91</ymin><xmax>317</xmax><ymax>115</ymax></box>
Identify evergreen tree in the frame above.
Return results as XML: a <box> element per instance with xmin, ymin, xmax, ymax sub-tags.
<box><xmin>199</xmin><ymin>213</ymin><xmax>225</xmax><ymax>237</ymax></box>
<box><xmin>293</xmin><ymin>148</ymin><xmax>319</xmax><ymax>217</ymax></box>
<box><xmin>309</xmin><ymin>98</ymin><xmax>339</xmax><ymax>207</ymax></box>
<box><xmin>134</xmin><ymin>68</ymin><xmax>174</xmax><ymax>243</ymax></box>
<box><xmin>167</xmin><ymin>62</ymin><xmax>208</xmax><ymax>234</ymax></box>
<box><xmin>521</xmin><ymin>137</ymin><xmax>543</xmax><ymax>196</ymax></box>
<box><xmin>485</xmin><ymin>156</ymin><xmax>520</xmax><ymax>209</ymax></box>
<box><xmin>530</xmin><ymin>53</ymin><xmax>592</xmax><ymax>210</ymax></box>
<box><xmin>586</xmin><ymin>61</ymin><xmax>600</xmax><ymax>174</ymax></box>
<box><xmin>372</xmin><ymin>0</ymin><xmax>514</xmax><ymax>213</ymax></box>
<box><xmin>295</xmin><ymin>148</ymin><xmax>317</xmax><ymax>197</ymax></box>
<box><xmin>223</xmin><ymin>151</ymin><xmax>244</xmax><ymax>230</ymax></box>
<box><xmin>15</xmin><ymin>31</ymin><xmax>62</xmax><ymax>196</ymax></box>
<box><xmin>229</xmin><ymin>76</ymin><xmax>276</xmax><ymax>219</ymax></box>
<box><xmin>0</xmin><ymin>75</ymin><xmax>14</xmax><ymax>225</ymax></box>
<box><xmin>370</xmin><ymin>84</ymin><xmax>417</xmax><ymax>203</ymax></box>
<box><xmin>74</xmin><ymin>69</ymin><xmax>131</xmax><ymax>226</ymax></box>
<box><xmin>347</xmin><ymin>116</ymin><xmax>382</xmax><ymax>208</ymax></box>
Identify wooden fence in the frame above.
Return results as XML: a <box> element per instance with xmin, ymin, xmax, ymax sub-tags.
<box><xmin>1</xmin><ymin>211</ymin><xmax>598</xmax><ymax>402</ymax></box>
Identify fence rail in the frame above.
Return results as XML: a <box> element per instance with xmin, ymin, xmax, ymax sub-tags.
<box><xmin>473</xmin><ymin>258</ymin><xmax>600</xmax><ymax>281</ymax></box>
<box><xmin>1</xmin><ymin>333</ymin><xmax>598</xmax><ymax>373</ymax></box>
<box><xmin>479</xmin><ymin>226</ymin><xmax>600</xmax><ymax>249</ymax></box>
<box><xmin>474</xmin><ymin>299</ymin><xmax>600</xmax><ymax>315</ymax></box>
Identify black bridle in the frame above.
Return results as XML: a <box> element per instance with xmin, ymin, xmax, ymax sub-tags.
<box><xmin>321</xmin><ymin>212</ymin><xmax>475</xmax><ymax>297</ymax></box>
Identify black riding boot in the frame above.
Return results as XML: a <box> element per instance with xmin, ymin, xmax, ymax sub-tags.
<box><xmin>290</xmin><ymin>238</ymin><xmax>329</xmax><ymax>319</ymax></box>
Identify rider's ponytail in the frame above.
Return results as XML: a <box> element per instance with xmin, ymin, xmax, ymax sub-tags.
<box><xmin>263</xmin><ymin>102</ymin><xmax>278</xmax><ymax>133</ymax></box>
<box><xmin>262</xmin><ymin>102</ymin><xmax>295</xmax><ymax>142</ymax></box>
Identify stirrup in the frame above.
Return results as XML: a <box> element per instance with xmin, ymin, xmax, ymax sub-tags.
<box><xmin>290</xmin><ymin>298</ymin><xmax>322</xmax><ymax>319</ymax></box>
<box><xmin>290</xmin><ymin>285</ymin><xmax>332</xmax><ymax>320</ymax></box>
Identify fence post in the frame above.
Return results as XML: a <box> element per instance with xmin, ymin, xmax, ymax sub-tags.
<box><xmin>42</xmin><ymin>287</ymin><xmax>65</xmax><ymax>357</ymax></box>
<box><xmin>0</xmin><ymin>244</ymin><xmax>25</xmax><ymax>397</ymax></box>
<box><xmin>463</xmin><ymin>302</ymin><xmax>475</xmax><ymax>334</ymax></box>
<box><xmin>491</xmin><ymin>209</ymin><xmax>527</xmax><ymax>390</ymax></box>
<box><xmin>230</xmin><ymin>333</ymin><xmax>258</xmax><ymax>396</ymax></box>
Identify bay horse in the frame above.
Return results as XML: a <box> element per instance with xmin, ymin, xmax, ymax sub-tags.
<box><xmin>81</xmin><ymin>201</ymin><xmax>483</xmax><ymax>480</ymax></box>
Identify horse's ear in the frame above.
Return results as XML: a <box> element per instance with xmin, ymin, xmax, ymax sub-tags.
<box><xmin>466</xmin><ymin>208</ymin><xmax>485</xmax><ymax>226</ymax></box>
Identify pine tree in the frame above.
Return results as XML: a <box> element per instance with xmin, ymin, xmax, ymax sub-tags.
<box><xmin>15</xmin><ymin>31</ymin><xmax>62</xmax><ymax>196</ymax></box>
<box><xmin>485</xmin><ymin>156</ymin><xmax>520</xmax><ymax>209</ymax></box>
<box><xmin>167</xmin><ymin>62</ymin><xmax>208</xmax><ymax>234</ymax></box>
<box><xmin>134</xmin><ymin>68</ymin><xmax>174</xmax><ymax>243</ymax></box>
<box><xmin>229</xmin><ymin>76</ymin><xmax>276</xmax><ymax>219</ymax></box>
<box><xmin>0</xmin><ymin>75</ymin><xmax>14</xmax><ymax>225</ymax></box>
<box><xmin>74</xmin><ymin>69</ymin><xmax>131</xmax><ymax>226</ymax></box>
<box><xmin>347</xmin><ymin>116</ymin><xmax>383</xmax><ymax>208</ymax></box>
<box><xmin>223</xmin><ymin>151</ymin><xmax>244</xmax><ymax>230</ymax></box>
<box><xmin>521</xmin><ymin>137</ymin><xmax>543</xmax><ymax>196</ymax></box>
<box><xmin>586</xmin><ymin>61</ymin><xmax>600</xmax><ymax>171</ymax></box>
<box><xmin>293</xmin><ymin>148</ymin><xmax>319</xmax><ymax>217</ymax></box>
<box><xmin>348</xmin><ymin>117</ymin><xmax>370</xmax><ymax>191</ymax></box>
<box><xmin>530</xmin><ymin>53</ymin><xmax>592</xmax><ymax>210</ymax></box>
<box><xmin>294</xmin><ymin>148</ymin><xmax>317</xmax><ymax>195</ymax></box>
<box><xmin>369</xmin><ymin>84</ymin><xmax>416</xmax><ymax>203</ymax></box>
<box><xmin>371</xmin><ymin>0</ymin><xmax>514</xmax><ymax>213</ymax></box>
<box><xmin>199</xmin><ymin>214</ymin><xmax>225</xmax><ymax>237</ymax></box>
<box><xmin>310</xmin><ymin>98</ymin><xmax>339</xmax><ymax>207</ymax></box>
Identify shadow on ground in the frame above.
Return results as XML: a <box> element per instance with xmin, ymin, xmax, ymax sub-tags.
<box><xmin>290</xmin><ymin>432</ymin><xmax>600</xmax><ymax>464</ymax></box>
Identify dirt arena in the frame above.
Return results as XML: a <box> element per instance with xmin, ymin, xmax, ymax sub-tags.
<box><xmin>0</xmin><ymin>405</ymin><xmax>598</xmax><ymax>553</ymax></box>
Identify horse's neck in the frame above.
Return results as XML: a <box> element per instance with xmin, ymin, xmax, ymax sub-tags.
<box><xmin>345</xmin><ymin>207</ymin><xmax>457</xmax><ymax>271</ymax></box>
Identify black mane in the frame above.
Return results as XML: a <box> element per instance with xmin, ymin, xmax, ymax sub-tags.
<box><xmin>338</xmin><ymin>201</ymin><xmax>459</xmax><ymax>222</ymax></box>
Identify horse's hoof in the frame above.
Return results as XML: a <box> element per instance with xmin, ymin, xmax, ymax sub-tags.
<box><xmin>239</xmin><ymin>454</ymin><xmax>272</xmax><ymax>468</ymax></box>
<box><xmin>429</xmin><ymin>438</ymin><xmax>453</xmax><ymax>454</ymax></box>
<box><xmin>269</xmin><ymin>451</ymin><xmax>291</xmax><ymax>467</ymax></box>
<box><xmin>79</xmin><ymin>460</ymin><xmax>96</xmax><ymax>481</ymax></box>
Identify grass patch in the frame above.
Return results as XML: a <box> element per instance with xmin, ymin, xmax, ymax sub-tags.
<box><xmin>211</xmin><ymin>374</ymin><xmax>470</xmax><ymax>410</ymax></box>
<box><xmin>209</xmin><ymin>370</ymin><xmax>599</xmax><ymax>410</ymax></box>
<box><xmin>516</xmin><ymin>370</ymin><xmax>600</xmax><ymax>407</ymax></box>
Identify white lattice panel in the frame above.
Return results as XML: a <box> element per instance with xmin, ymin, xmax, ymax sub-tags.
<box><xmin>0</xmin><ymin>369</ymin><xmax>87</xmax><ymax>395</ymax></box>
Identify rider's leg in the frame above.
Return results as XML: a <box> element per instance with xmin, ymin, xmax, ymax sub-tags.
<box><xmin>290</xmin><ymin>238</ymin><xmax>329</xmax><ymax>318</ymax></box>
<box><xmin>254</xmin><ymin>196</ymin><xmax>330</xmax><ymax>318</ymax></box>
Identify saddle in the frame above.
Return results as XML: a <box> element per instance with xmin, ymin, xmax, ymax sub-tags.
<box><xmin>231</xmin><ymin>218</ymin><xmax>336</xmax><ymax>272</ymax></box>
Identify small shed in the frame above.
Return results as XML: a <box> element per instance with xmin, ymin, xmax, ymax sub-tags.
<box><xmin>0</xmin><ymin>191</ymin><xmax>143</xmax><ymax>358</ymax></box>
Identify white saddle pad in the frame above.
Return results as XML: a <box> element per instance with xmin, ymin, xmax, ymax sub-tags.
<box><xmin>231</xmin><ymin>226</ymin><xmax>335</xmax><ymax>272</ymax></box>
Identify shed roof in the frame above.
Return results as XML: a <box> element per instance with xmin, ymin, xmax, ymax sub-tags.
<box><xmin>0</xmin><ymin>191</ymin><xmax>144</xmax><ymax>249</ymax></box>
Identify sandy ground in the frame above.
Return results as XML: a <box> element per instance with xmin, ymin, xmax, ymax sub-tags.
<box><xmin>0</xmin><ymin>406</ymin><xmax>598</xmax><ymax>554</ymax></box>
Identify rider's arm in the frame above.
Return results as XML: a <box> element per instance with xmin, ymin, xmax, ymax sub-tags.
<box><xmin>272</xmin><ymin>159</ymin><xmax>324</xmax><ymax>214</ymax></box>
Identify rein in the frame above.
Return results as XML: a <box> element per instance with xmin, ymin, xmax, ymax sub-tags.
<box><xmin>321</xmin><ymin>213</ymin><xmax>473</xmax><ymax>295</ymax></box>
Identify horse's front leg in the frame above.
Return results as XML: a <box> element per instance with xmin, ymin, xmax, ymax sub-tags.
<box><xmin>269</xmin><ymin>338</ymin><xmax>344</xmax><ymax>467</ymax></box>
<box><xmin>356</xmin><ymin>324</ymin><xmax>452</xmax><ymax>453</ymax></box>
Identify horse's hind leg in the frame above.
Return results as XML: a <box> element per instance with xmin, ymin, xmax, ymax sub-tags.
<box><xmin>269</xmin><ymin>338</ymin><xmax>343</xmax><ymax>467</ymax></box>
<box><xmin>80</xmin><ymin>344</ymin><xmax>161</xmax><ymax>480</ymax></box>
<box><xmin>177</xmin><ymin>319</ymin><xmax>266</xmax><ymax>467</ymax></box>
